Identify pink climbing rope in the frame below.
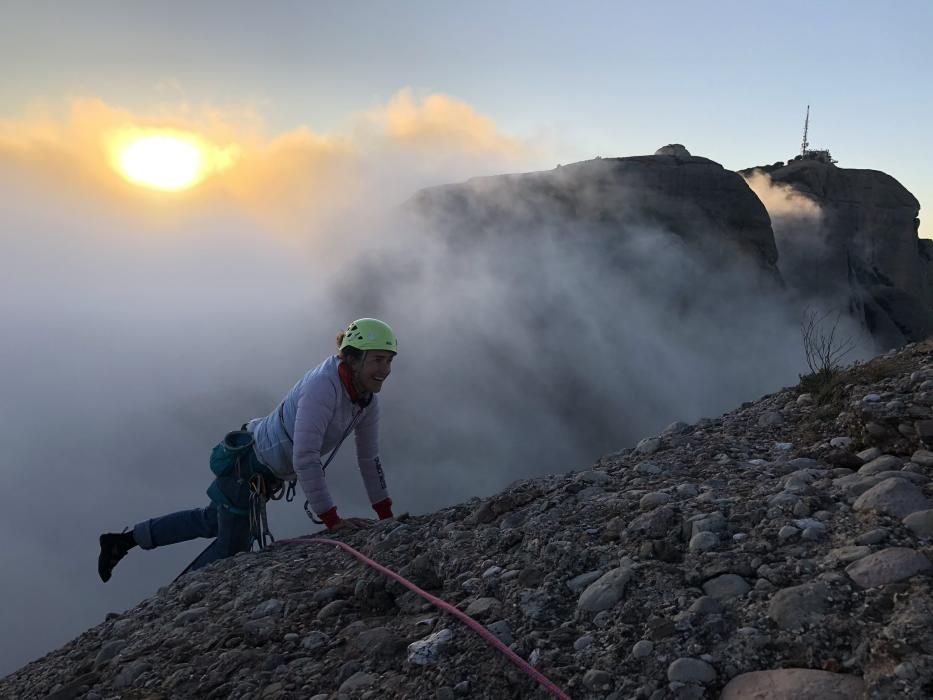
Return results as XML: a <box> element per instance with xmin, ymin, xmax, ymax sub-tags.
<box><xmin>278</xmin><ymin>535</ymin><xmax>572</xmax><ymax>700</ymax></box>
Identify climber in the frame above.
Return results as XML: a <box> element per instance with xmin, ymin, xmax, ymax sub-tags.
<box><xmin>97</xmin><ymin>318</ymin><xmax>398</xmax><ymax>582</ymax></box>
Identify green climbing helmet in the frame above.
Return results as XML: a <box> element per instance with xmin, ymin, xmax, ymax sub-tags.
<box><xmin>340</xmin><ymin>318</ymin><xmax>398</xmax><ymax>354</ymax></box>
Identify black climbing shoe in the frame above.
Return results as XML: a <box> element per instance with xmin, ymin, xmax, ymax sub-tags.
<box><xmin>98</xmin><ymin>531</ymin><xmax>136</xmax><ymax>582</ymax></box>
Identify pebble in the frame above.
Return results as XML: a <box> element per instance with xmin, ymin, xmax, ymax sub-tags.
<box><xmin>486</xmin><ymin>620</ymin><xmax>513</xmax><ymax>645</ymax></box>
<box><xmin>636</xmin><ymin>461</ymin><xmax>662</xmax><ymax>475</ymax></box>
<box><xmin>576</xmin><ymin>469</ymin><xmax>610</xmax><ymax>484</ymax></box>
<box><xmin>640</xmin><ymin>492</ymin><xmax>672</xmax><ymax>510</ymax></box>
<box><xmin>667</xmin><ymin>657</ymin><xmax>717</xmax><ymax>684</ymax></box>
<box><xmin>578</xmin><ymin>567</ymin><xmax>635</xmax><ymax>612</ymax></box>
<box><xmin>676</xmin><ymin>483</ymin><xmax>700</xmax><ymax>497</ymax></box>
<box><xmin>768</xmin><ymin>583</ymin><xmax>829</xmax><ymax>630</ymax></box>
<box><xmin>854</xmin><ymin>528</ymin><xmax>889</xmax><ymax>545</ymax></box>
<box><xmin>857</xmin><ymin>454</ymin><xmax>902</xmax><ymax>475</ymax></box>
<box><xmin>636</xmin><ymin>437</ymin><xmax>663</xmax><ymax>455</ymax></box>
<box><xmin>632</xmin><ymin>640</ymin><xmax>654</xmax><ymax>658</ymax></box>
<box><xmin>758</xmin><ymin>411</ymin><xmax>784</xmax><ymax>427</ymax></box>
<box><xmin>338</xmin><ymin>672</ymin><xmax>376</xmax><ymax>692</ymax></box>
<box><xmin>407</xmin><ymin>629</ymin><xmax>452</xmax><ymax>666</ymax></box>
<box><xmin>702</xmin><ymin>574</ymin><xmax>750</xmax><ymax>601</ymax></box>
<box><xmin>689</xmin><ymin>531</ymin><xmax>719</xmax><ymax>552</ymax></box>
<box><xmin>825</xmin><ymin>546</ymin><xmax>871</xmax><ymax>565</ymax></box>
<box><xmin>856</xmin><ymin>447</ymin><xmax>882</xmax><ymax>462</ymax></box>
<box><xmin>903</xmin><ymin>509</ymin><xmax>933</xmax><ymax>538</ymax></box>
<box><xmin>583</xmin><ymin>669</ymin><xmax>612</xmax><ymax>690</ymax></box>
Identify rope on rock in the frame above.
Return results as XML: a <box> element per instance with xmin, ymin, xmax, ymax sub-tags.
<box><xmin>277</xmin><ymin>535</ymin><xmax>572</xmax><ymax>700</ymax></box>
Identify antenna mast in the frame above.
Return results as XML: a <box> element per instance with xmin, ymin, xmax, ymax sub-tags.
<box><xmin>801</xmin><ymin>105</ymin><xmax>810</xmax><ymax>156</ymax></box>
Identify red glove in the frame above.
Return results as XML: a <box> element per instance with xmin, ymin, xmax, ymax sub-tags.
<box><xmin>372</xmin><ymin>498</ymin><xmax>394</xmax><ymax>520</ymax></box>
<box><xmin>319</xmin><ymin>507</ymin><xmax>341</xmax><ymax>529</ymax></box>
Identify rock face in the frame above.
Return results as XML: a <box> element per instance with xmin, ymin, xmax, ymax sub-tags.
<box><xmin>410</xmin><ymin>150</ymin><xmax>782</xmax><ymax>285</ymax></box>
<box><xmin>747</xmin><ymin>159</ymin><xmax>931</xmax><ymax>346</ymax></box>
<box><xmin>4</xmin><ymin>342</ymin><xmax>933</xmax><ymax>698</ymax></box>
<box><xmin>412</xmin><ymin>150</ymin><xmax>930</xmax><ymax>350</ymax></box>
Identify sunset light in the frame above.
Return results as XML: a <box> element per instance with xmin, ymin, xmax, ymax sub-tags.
<box><xmin>116</xmin><ymin>133</ymin><xmax>205</xmax><ymax>191</ymax></box>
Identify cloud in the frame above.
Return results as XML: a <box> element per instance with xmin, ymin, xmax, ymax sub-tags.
<box><xmin>743</xmin><ymin>169</ymin><xmax>835</xmax><ymax>298</ymax></box>
<box><xmin>0</xmin><ymin>92</ymin><xmax>532</xmax><ymax>232</ymax></box>
<box><xmin>743</xmin><ymin>170</ymin><xmax>822</xmax><ymax>220</ymax></box>
<box><xmin>364</xmin><ymin>88</ymin><xmax>524</xmax><ymax>158</ymax></box>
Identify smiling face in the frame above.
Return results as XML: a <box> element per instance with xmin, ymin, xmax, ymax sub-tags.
<box><xmin>353</xmin><ymin>350</ymin><xmax>395</xmax><ymax>393</ymax></box>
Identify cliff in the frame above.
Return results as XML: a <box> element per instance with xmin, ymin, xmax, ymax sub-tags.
<box><xmin>744</xmin><ymin>159</ymin><xmax>930</xmax><ymax>347</ymax></box>
<box><xmin>410</xmin><ymin>148</ymin><xmax>782</xmax><ymax>288</ymax></box>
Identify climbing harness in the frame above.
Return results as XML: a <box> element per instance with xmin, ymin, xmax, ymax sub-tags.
<box><xmin>277</xmin><ymin>536</ymin><xmax>572</xmax><ymax>700</ymax></box>
<box><xmin>248</xmin><ymin>473</ymin><xmax>276</xmax><ymax>550</ymax></box>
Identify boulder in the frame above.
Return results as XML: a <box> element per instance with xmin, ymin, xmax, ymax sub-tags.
<box><xmin>845</xmin><ymin>547</ymin><xmax>932</xmax><ymax>587</ymax></box>
<box><xmin>853</xmin><ymin>478</ymin><xmax>930</xmax><ymax>518</ymax></box>
<box><xmin>721</xmin><ymin>668</ymin><xmax>865</xmax><ymax>699</ymax></box>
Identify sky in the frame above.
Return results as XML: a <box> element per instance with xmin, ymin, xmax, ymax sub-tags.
<box><xmin>0</xmin><ymin>0</ymin><xmax>929</xmax><ymax>678</ymax></box>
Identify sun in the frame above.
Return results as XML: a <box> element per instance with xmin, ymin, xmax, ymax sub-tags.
<box><xmin>114</xmin><ymin>133</ymin><xmax>206</xmax><ymax>191</ymax></box>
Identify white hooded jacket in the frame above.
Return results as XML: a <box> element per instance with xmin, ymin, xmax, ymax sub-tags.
<box><xmin>246</xmin><ymin>355</ymin><xmax>388</xmax><ymax>515</ymax></box>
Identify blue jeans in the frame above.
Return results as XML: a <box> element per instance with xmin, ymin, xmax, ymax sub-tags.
<box><xmin>132</xmin><ymin>474</ymin><xmax>252</xmax><ymax>571</ymax></box>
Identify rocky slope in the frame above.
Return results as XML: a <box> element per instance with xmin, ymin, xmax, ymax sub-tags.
<box><xmin>4</xmin><ymin>343</ymin><xmax>933</xmax><ymax>699</ymax></box>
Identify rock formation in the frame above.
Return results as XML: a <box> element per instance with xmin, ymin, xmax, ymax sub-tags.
<box><xmin>4</xmin><ymin>341</ymin><xmax>933</xmax><ymax>698</ymax></box>
<box><xmin>410</xmin><ymin>149</ymin><xmax>931</xmax><ymax>349</ymax></box>
<box><xmin>409</xmin><ymin>151</ymin><xmax>782</xmax><ymax>289</ymax></box>
<box><xmin>742</xmin><ymin>159</ymin><xmax>931</xmax><ymax>347</ymax></box>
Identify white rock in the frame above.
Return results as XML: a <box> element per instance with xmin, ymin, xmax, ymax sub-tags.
<box><xmin>407</xmin><ymin>629</ymin><xmax>453</xmax><ymax>665</ymax></box>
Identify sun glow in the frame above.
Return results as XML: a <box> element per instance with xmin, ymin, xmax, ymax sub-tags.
<box><xmin>108</xmin><ymin>128</ymin><xmax>237</xmax><ymax>192</ymax></box>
